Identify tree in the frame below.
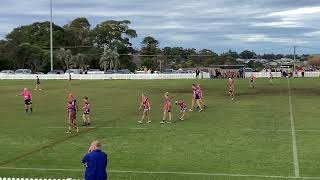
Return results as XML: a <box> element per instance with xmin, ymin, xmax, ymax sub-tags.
<box><xmin>72</xmin><ymin>53</ymin><xmax>90</xmax><ymax>70</ymax></box>
<box><xmin>56</xmin><ymin>48</ymin><xmax>73</xmax><ymax>70</ymax></box>
<box><xmin>224</xmin><ymin>50</ymin><xmax>239</xmax><ymax>59</ymax></box>
<box><xmin>64</xmin><ymin>17</ymin><xmax>91</xmax><ymax>48</ymax></box>
<box><xmin>99</xmin><ymin>45</ymin><xmax>120</xmax><ymax>72</ymax></box>
<box><xmin>6</xmin><ymin>21</ymin><xmax>65</xmax><ymax>48</ymax></box>
<box><xmin>93</xmin><ymin>20</ymin><xmax>137</xmax><ymax>46</ymax></box>
<box><xmin>240</xmin><ymin>50</ymin><xmax>256</xmax><ymax>59</ymax></box>
<box><xmin>308</xmin><ymin>56</ymin><xmax>320</xmax><ymax>68</ymax></box>
<box><xmin>93</xmin><ymin>20</ymin><xmax>137</xmax><ymax>71</ymax></box>
<box><xmin>140</xmin><ymin>36</ymin><xmax>160</xmax><ymax>70</ymax></box>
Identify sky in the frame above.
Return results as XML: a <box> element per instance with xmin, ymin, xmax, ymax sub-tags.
<box><xmin>1</xmin><ymin>0</ymin><xmax>320</xmax><ymax>54</ymax></box>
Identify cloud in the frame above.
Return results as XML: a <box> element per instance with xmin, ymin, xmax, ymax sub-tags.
<box><xmin>268</xmin><ymin>6</ymin><xmax>320</xmax><ymax>17</ymax></box>
<box><xmin>224</xmin><ymin>33</ymin><xmax>307</xmax><ymax>44</ymax></box>
<box><xmin>0</xmin><ymin>0</ymin><xmax>320</xmax><ymax>53</ymax></box>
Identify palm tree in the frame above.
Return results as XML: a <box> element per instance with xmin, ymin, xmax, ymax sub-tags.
<box><xmin>99</xmin><ymin>45</ymin><xmax>120</xmax><ymax>73</ymax></box>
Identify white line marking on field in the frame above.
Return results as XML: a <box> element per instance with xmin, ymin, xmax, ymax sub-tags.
<box><xmin>241</xmin><ymin>129</ymin><xmax>290</xmax><ymax>132</ymax></box>
<box><xmin>47</xmin><ymin>126</ymin><xmax>147</xmax><ymax>130</ymax></box>
<box><xmin>287</xmin><ymin>78</ymin><xmax>300</xmax><ymax>177</ymax></box>
<box><xmin>241</xmin><ymin>129</ymin><xmax>320</xmax><ymax>132</ymax></box>
<box><xmin>0</xmin><ymin>167</ymin><xmax>320</xmax><ymax>179</ymax></box>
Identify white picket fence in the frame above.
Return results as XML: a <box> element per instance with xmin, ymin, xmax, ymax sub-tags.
<box><xmin>0</xmin><ymin>73</ymin><xmax>211</xmax><ymax>80</ymax></box>
<box><xmin>0</xmin><ymin>71</ymin><xmax>319</xmax><ymax>80</ymax></box>
<box><xmin>245</xmin><ymin>71</ymin><xmax>320</xmax><ymax>78</ymax></box>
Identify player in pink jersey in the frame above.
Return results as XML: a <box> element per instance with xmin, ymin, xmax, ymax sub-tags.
<box><xmin>175</xmin><ymin>100</ymin><xmax>187</xmax><ymax>121</ymax></box>
<box><xmin>138</xmin><ymin>93</ymin><xmax>151</xmax><ymax>124</ymax></box>
<box><xmin>66</xmin><ymin>101</ymin><xmax>79</xmax><ymax>133</ymax></box>
<box><xmin>189</xmin><ymin>84</ymin><xmax>197</xmax><ymax>111</ymax></box>
<box><xmin>197</xmin><ymin>84</ymin><xmax>206</xmax><ymax>109</ymax></box>
<box><xmin>161</xmin><ymin>92</ymin><xmax>172</xmax><ymax>124</ymax></box>
<box><xmin>18</xmin><ymin>88</ymin><xmax>33</xmax><ymax>113</ymax></box>
<box><xmin>189</xmin><ymin>85</ymin><xmax>203</xmax><ymax>112</ymax></box>
<box><xmin>229</xmin><ymin>78</ymin><xmax>235</xmax><ymax>101</ymax></box>
<box><xmin>82</xmin><ymin>96</ymin><xmax>91</xmax><ymax>126</ymax></box>
<box><xmin>249</xmin><ymin>74</ymin><xmax>256</xmax><ymax>88</ymax></box>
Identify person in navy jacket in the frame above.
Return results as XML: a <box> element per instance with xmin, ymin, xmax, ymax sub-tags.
<box><xmin>82</xmin><ymin>140</ymin><xmax>108</xmax><ymax>180</ymax></box>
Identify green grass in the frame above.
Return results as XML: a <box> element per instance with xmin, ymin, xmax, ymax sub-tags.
<box><xmin>0</xmin><ymin>78</ymin><xmax>319</xmax><ymax>179</ymax></box>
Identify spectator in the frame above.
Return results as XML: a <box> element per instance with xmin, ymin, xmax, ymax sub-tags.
<box><xmin>82</xmin><ymin>140</ymin><xmax>108</xmax><ymax>180</ymax></box>
<box><xmin>195</xmin><ymin>68</ymin><xmax>200</xmax><ymax>79</ymax></box>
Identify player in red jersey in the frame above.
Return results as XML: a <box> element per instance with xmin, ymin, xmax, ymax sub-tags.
<box><xmin>66</xmin><ymin>101</ymin><xmax>79</xmax><ymax>133</ymax></box>
<box><xmin>229</xmin><ymin>78</ymin><xmax>235</xmax><ymax>101</ymax></box>
<box><xmin>249</xmin><ymin>74</ymin><xmax>256</xmax><ymax>88</ymax></box>
<box><xmin>82</xmin><ymin>96</ymin><xmax>91</xmax><ymax>126</ymax></box>
<box><xmin>138</xmin><ymin>93</ymin><xmax>151</xmax><ymax>124</ymax></box>
<box><xmin>161</xmin><ymin>92</ymin><xmax>172</xmax><ymax>124</ymax></box>
<box><xmin>18</xmin><ymin>88</ymin><xmax>33</xmax><ymax>113</ymax></box>
<box><xmin>175</xmin><ymin>100</ymin><xmax>187</xmax><ymax>121</ymax></box>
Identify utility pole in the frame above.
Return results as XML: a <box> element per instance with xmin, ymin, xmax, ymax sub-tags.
<box><xmin>50</xmin><ymin>0</ymin><xmax>53</xmax><ymax>71</ymax></box>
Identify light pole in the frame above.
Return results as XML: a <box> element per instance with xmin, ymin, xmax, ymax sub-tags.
<box><xmin>50</xmin><ymin>0</ymin><xmax>53</xmax><ymax>71</ymax></box>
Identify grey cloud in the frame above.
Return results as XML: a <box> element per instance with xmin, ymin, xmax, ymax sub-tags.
<box><xmin>1</xmin><ymin>0</ymin><xmax>320</xmax><ymax>53</ymax></box>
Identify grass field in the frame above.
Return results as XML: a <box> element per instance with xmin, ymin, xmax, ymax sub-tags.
<box><xmin>0</xmin><ymin>78</ymin><xmax>320</xmax><ymax>180</ymax></box>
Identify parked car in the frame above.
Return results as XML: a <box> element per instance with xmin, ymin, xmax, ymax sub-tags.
<box><xmin>87</xmin><ymin>69</ymin><xmax>104</xmax><ymax>74</ymax></box>
<box><xmin>0</xmin><ymin>70</ymin><xmax>14</xmax><ymax>74</ymax></box>
<box><xmin>47</xmin><ymin>70</ymin><xmax>64</xmax><ymax>74</ymax></box>
<box><xmin>65</xmin><ymin>69</ymin><xmax>83</xmax><ymax>74</ymax></box>
<box><xmin>244</xmin><ymin>68</ymin><xmax>253</xmax><ymax>72</ymax></box>
<box><xmin>15</xmin><ymin>69</ymin><xmax>32</xmax><ymax>74</ymax></box>
<box><xmin>105</xmin><ymin>70</ymin><xmax>117</xmax><ymax>74</ymax></box>
<box><xmin>116</xmin><ymin>69</ymin><xmax>133</xmax><ymax>74</ymax></box>
<box><xmin>163</xmin><ymin>69</ymin><xmax>176</xmax><ymax>74</ymax></box>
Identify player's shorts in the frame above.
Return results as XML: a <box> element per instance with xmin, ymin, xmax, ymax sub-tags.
<box><xmin>144</xmin><ymin>109</ymin><xmax>149</xmax><ymax>113</ymax></box>
<box><xmin>180</xmin><ymin>107</ymin><xmax>187</xmax><ymax>112</ymax></box>
<box><xmin>229</xmin><ymin>90</ymin><xmax>234</xmax><ymax>93</ymax></box>
<box><xmin>24</xmin><ymin>99</ymin><xmax>32</xmax><ymax>105</ymax></box>
<box><xmin>195</xmin><ymin>94</ymin><xmax>201</xmax><ymax>100</ymax></box>
<box><xmin>250</xmin><ymin>79</ymin><xmax>254</xmax><ymax>83</ymax></box>
<box><xmin>165</xmin><ymin>109</ymin><xmax>171</xmax><ymax>113</ymax></box>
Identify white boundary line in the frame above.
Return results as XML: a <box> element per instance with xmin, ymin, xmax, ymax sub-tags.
<box><xmin>241</xmin><ymin>129</ymin><xmax>320</xmax><ymax>132</ymax></box>
<box><xmin>287</xmin><ymin>78</ymin><xmax>300</xmax><ymax>177</ymax></box>
<box><xmin>47</xmin><ymin>127</ymin><xmax>147</xmax><ymax>130</ymax></box>
<box><xmin>1</xmin><ymin>167</ymin><xmax>320</xmax><ymax>179</ymax></box>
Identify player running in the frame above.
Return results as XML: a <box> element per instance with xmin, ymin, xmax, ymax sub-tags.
<box><xmin>35</xmin><ymin>76</ymin><xmax>42</xmax><ymax>90</ymax></box>
<box><xmin>138</xmin><ymin>93</ymin><xmax>151</xmax><ymax>124</ymax></box>
<box><xmin>161</xmin><ymin>92</ymin><xmax>172</xmax><ymax>124</ymax></box>
<box><xmin>82</xmin><ymin>96</ymin><xmax>91</xmax><ymax>126</ymax></box>
<box><xmin>249</xmin><ymin>74</ymin><xmax>256</xmax><ymax>88</ymax></box>
<box><xmin>229</xmin><ymin>78</ymin><xmax>235</xmax><ymax>101</ymax></box>
<box><xmin>66</xmin><ymin>101</ymin><xmax>79</xmax><ymax>133</ymax></box>
<box><xmin>175</xmin><ymin>100</ymin><xmax>187</xmax><ymax>121</ymax></box>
